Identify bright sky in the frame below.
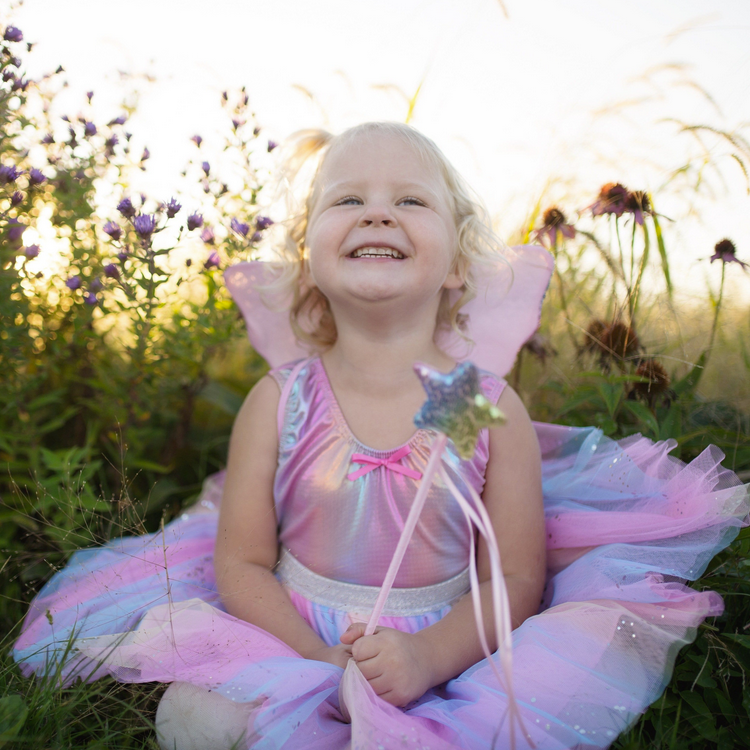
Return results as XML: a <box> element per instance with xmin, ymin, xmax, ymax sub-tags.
<box><xmin>9</xmin><ymin>0</ymin><xmax>750</xmax><ymax>299</ymax></box>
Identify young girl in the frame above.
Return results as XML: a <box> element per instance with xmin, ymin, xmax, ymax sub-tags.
<box><xmin>15</xmin><ymin>123</ymin><xmax>748</xmax><ymax>750</ymax></box>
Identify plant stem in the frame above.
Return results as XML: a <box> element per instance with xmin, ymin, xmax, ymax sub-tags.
<box><xmin>707</xmin><ymin>262</ymin><xmax>725</xmax><ymax>361</ymax></box>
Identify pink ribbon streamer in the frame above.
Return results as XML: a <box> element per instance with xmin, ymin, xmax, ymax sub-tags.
<box><xmin>347</xmin><ymin>445</ymin><xmax>423</xmax><ymax>482</ymax></box>
<box><xmin>339</xmin><ymin>434</ymin><xmax>533</xmax><ymax>749</ymax></box>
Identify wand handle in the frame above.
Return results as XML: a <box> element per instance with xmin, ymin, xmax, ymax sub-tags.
<box><xmin>364</xmin><ymin>433</ymin><xmax>448</xmax><ymax>636</ymax></box>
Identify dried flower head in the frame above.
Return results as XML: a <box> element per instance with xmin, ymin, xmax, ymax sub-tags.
<box><xmin>204</xmin><ymin>250</ymin><xmax>220</xmax><ymax>269</ymax></box>
<box><xmin>589</xmin><ymin>183</ymin><xmax>628</xmax><ymax>217</ymax></box>
<box><xmin>623</xmin><ymin>190</ymin><xmax>652</xmax><ymax>225</ymax></box>
<box><xmin>710</xmin><ymin>238</ymin><xmax>748</xmax><ymax>270</ymax></box>
<box><xmin>632</xmin><ymin>359</ymin><xmax>670</xmax><ymax>403</ymax></box>
<box><xmin>585</xmin><ymin>319</ymin><xmax>640</xmax><ymax>361</ymax></box>
<box><xmin>534</xmin><ymin>206</ymin><xmax>576</xmax><ymax>247</ymax></box>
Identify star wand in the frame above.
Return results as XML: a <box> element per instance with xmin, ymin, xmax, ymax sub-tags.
<box><xmin>339</xmin><ymin>361</ymin><xmax>533</xmax><ymax>749</ymax></box>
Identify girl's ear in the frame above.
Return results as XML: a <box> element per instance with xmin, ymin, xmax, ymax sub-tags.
<box><xmin>442</xmin><ymin>248</ymin><xmax>469</xmax><ymax>290</ymax></box>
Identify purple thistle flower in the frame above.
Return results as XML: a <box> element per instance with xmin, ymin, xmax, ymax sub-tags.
<box><xmin>255</xmin><ymin>215</ymin><xmax>274</xmax><ymax>231</ymax></box>
<box><xmin>108</xmin><ymin>114</ymin><xmax>127</xmax><ymax>126</ymax></box>
<box><xmin>105</xmin><ymin>134</ymin><xmax>119</xmax><ymax>150</ymax></box>
<box><xmin>86</xmin><ymin>90</ymin><xmax>94</xmax><ymax>102</ymax></box>
<box><xmin>7</xmin><ymin>220</ymin><xmax>24</xmax><ymax>242</ymax></box>
<box><xmin>83</xmin><ymin>121</ymin><xmax>97</xmax><ymax>137</ymax></box>
<box><xmin>41</xmin><ymin>133</ymin><xmax>54</xmax><ymax>145</ymax></box>
<box><xmin>83</xmin><ymin>292</ymin><xmax>98</xmax><ymax>305</ymax></box>
<box><xmin>3</xmin><ymin>26</ymin><xmax>23</xmax><ymax>43</ymax></box>
<box><xmin>10</xmin><ymin>56</ymin><xmax>22</xmax><ymax>68</ymax></box>
<box><xmin>267</xmin><ymin>140</ymin><xmax>278</xmax><ymax>152</ymax></box>
<box><xmin>232</xmin><ymin>118</ymin><xmax>244</xmax><ymax>130</ymax></box>
<box><xmin>2</xmin><ymin>69</ymin><xmax>15</xmax><ymax>83</ymax></box>
<box><xmin>89</xmin><ymin>277</ymin><xmax>103</xmax><ymax>293</ymax></box>
<box><xmin>104</xmin><ymin>263</ymin><xmax>120</xmax><ymax>279</ymax></box>
<box><xmin>66</xmin><ymin>275</ymin><xmax>82</xmax><ymax>290</ymax></box>
<box><xmin>55</xmin><ymin>65</ymin><xmax>64</xmax><ymax>74</ymax></box>
<box><xmin>11</xmin><ymin>77</ymin><xmax>29</xmax><ymax>92</ymax></box>
<box><xmin>103</xmin><ymin>221</ymin><xmax>122</xmax><ymax>240</ymax></box>
<box><xmin>0</xmin><ymin>164</ymin><xmax>23</xmax><ymax>184</ymax></box>
<box><xmin>221</xmin><ymin>90</ymin><xmax>228</xmax><ymax>101</ymax></box>
<box><xmin>230</xmin><ymin>217</ymin><xmax>249</xmax><ymax>237</ymax></box>
<box><xmin>11</xmin><ymin>190</ymin><xmax>23</xmax><ymax>206</ymax></box>
<box><xmin>253</xmin><ymin>126</ymin><xmax>261</xmax><ymax>137</ymax></box>
<box><xmin>200</xmin><ymin>226</ymin><xmax>215</xmax><ymax>245</ymax></box>
<box><xmin>201</xmin><ymin>161</ymin><xmax>210</xmax><ymax>176</ymax></box>
<box><xmin>23</xmin><ymin>244</ymin><xmax>40</xmax><ymax>259</ymax></box>
<box><xmin>191</xmin><ymin>134</ymin><xmax>203</xmax><ymax>147</ymax></box>
<box><xmin>117</xmin><ymin>250</ymin><xmax>129</xmax><ymax>261</ymax></box>
<box><xmin>187</xmin><ymin>212</ymin><xmax>203</xmax><ymax>231</ymax></box>
<box><xmin>117</xmin><ymin>197</ymin><xmax>137</xmax><ymax>218</ymax></box>
<box><xmin>185</xmin><ymin>258</ymin><xmax>192</xmax><ymax>267</ymax></box>
<box><xmin>204</xmin><ymin>250</ymin><xmax>220</xmax><ymax>269</ymax></box>
<box><xmin>61</xmin><ymin>115</ymin><xmax>70</xmax><ymax>122</ymax></box>
<box><xmin>250</xmin><ymin>231</ymin><xmax>262</xmax><ymax>243</ymax></box>
<box><xmin>165</xmin><ymin>197</ymin><xmax>181</xmax><ymax>218</ymax></box>
<box><xmin>710</xmin><ymin>238</ymin><xmax>748</xmax><ymax>270</ymax></box>
<box><xmin>28</xmin><ymin>168</ymin><xmax>47</xmax><ymax>186</ymax></box>
<box><xmin>141</xmin><ymin>147</ymin><xmax>150</xmax><ymax>161</ymax></box>
<box><xmin>133</xmin><ymin>213</ymin><xmax>157</xmax><ymax>238</ymax></box>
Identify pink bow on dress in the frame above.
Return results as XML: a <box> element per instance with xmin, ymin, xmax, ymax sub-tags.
<box><xmin>346</xmin><ymin>445</ymin><xmax>423</xmax><ymax>482</ymax></box>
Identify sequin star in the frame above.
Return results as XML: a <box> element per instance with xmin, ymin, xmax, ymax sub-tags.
<box><xmin>413</xmin><ymin>361</ymin><xmax>506</xmax><ymax>459</ymax></box>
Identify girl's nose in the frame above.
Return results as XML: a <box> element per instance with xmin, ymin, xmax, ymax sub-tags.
<box><xmin>358</xmin><ymin>202</ymin><xmax>397</xmax><ymax>227</ymax></box>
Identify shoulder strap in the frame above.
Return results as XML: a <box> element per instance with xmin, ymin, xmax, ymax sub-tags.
<box><xmin>276</xmin><ymin>358</ymin><xmax>310</xmax><ymax>437</ymax></box>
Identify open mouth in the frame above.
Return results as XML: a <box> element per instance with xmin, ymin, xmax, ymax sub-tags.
<box><xmin>348</xmin><ymin>247</ymin><xmax>405</xmax><ymax>259</ymax></box>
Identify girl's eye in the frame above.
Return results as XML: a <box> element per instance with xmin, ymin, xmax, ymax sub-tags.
<box><xmin>398</xmin><ymin>196</ymin><xmax>426</xmax><ymax>206</ymax></box>
<box><xmin>336</xmin><ymin>196</ymin><xmax>362</xmax><ymax>206</ymax></box>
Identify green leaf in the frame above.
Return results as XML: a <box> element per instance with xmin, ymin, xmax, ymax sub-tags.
<box><xmin>680</xmin><ymin>690</ymin><xmax>716</xmax><ymax>740</ymax></box>
<box><xmin>658</xmin><ymin>403</ymin><xmax>682</xmax><ymax>441</ymax></box>
<box><xmin>673</xmin><ymin>351</ymin><xmax>707</xmax><ymax>396</ymax></box>
<box><xmin>595</xmin><ymin>381</ymin><xmax>624</xmax><ymax>418</ymax></box>
<box><xmin>621</xmin><ymin>400</ymin><xmax>659</xmax><ymax>437</ymax></box>
<box><xmin>651</xmin><ymin>206</ymin><xmax>673</xmax><ymax>297</ymax></box>
<box><xmin>0</xmin><ymin>694</ymin><xmax>28</xmax><ymax>747</ymax></box>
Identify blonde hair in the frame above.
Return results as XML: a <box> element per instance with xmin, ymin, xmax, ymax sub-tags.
<box><xmin>267</xmin><ymin>122</ymin><xmax>508</xmax><ymax>350</ymax></box>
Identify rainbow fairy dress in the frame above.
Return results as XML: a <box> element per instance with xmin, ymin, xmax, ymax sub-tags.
<box><xmin>14</xmin><ymin>246</ymin><xmax>749</xmax><ymax>749</ymax></box>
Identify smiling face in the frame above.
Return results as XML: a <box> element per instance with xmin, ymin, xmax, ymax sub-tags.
<box><xmin>304</xmin><ymin>131</ymin><xmax>463</xmax><ymax>317</ymax></box>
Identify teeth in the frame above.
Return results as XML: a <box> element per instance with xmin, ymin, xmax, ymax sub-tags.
<box><xmin>350</xmin><ymin>247</ymin><xmax>404</xmax><ymax>259</ymax></box>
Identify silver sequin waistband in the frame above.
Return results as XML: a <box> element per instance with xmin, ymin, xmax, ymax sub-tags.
<box><xmin>275</xmin><ymin>547</ymin><xmax>470</xmax><ymax>617</ymax></box>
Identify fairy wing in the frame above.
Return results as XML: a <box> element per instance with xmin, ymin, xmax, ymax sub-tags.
<box><xmin>223</xmin><ymin>262</ymin><xmax>309</xmax><ymax>368</ymax></box>
<box><xmin>224</xmin><ymin>245</ymin><xmax>554</xmax><ymax>375</ymax></box>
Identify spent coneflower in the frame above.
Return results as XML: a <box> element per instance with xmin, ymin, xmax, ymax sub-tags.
<box><xmin>623</xmin><ymin>190</ymin><xmax>652</xmax><ymax>226</ymax></box>
<box><xmin>522</xmin><ymin>332</ymin><xmax>557</xmax><ymax>365</ymax></box>
<box><xmin>533</xmin><ymin>207</ymin><xmax>576</xmax><ymax>247</ymax></box>
<box><xmin>584</xmin><ymin>319</ymin><xmax>640</xmax><ymax>362</ymax></box>
<box><xmin>632</xmin><ymin>359</ymin><xmax>671</xmax><ymax>406</ymax></box>
<box><xmin>589</xmin><ymin>183</ymin><xmax>628</xmax><ymax>217</ymax></box>
<box><xmin>710</xmin><ymin>238</ymin><xmax>748</xmax><ymax>270</ymax></box>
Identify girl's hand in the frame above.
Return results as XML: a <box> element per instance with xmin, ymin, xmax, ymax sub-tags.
<box><xmin>340</xmin><ymin>624</ymin><xmax>434</xmax><ymax>706</ymax></box>
<box><xmin>306</xmin><ymin>643</ymin><xmax>354</xmax><ymax>669</ymax></box>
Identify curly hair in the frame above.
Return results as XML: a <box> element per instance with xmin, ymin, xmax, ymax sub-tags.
<box><xmin>264</xmin><ymin>122</ymin><xmax>509</xmax><ymax>351</ymax></box>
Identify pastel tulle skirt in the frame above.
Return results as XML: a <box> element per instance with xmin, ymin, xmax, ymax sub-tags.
<box><xmin>14</xmin><ymin>424</ymin><xmax>749</xmax><ymax>749</ymax></box>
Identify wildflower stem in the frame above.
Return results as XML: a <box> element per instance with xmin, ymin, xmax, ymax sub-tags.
<box><xmin>707</xmin><ymin>261</ymin><xmax>725</xmax><ymax>361</ymax></box>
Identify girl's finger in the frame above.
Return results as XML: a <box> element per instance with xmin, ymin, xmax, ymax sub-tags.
<box><xmin>355</xmin><ymin>657</ymin><xmax>384</xmax><ymax>681</ymax></box>
<box><xmin>351</xmin><ymin>635</ymin><xmax>380</xmax><ymax>661</ymax></box>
